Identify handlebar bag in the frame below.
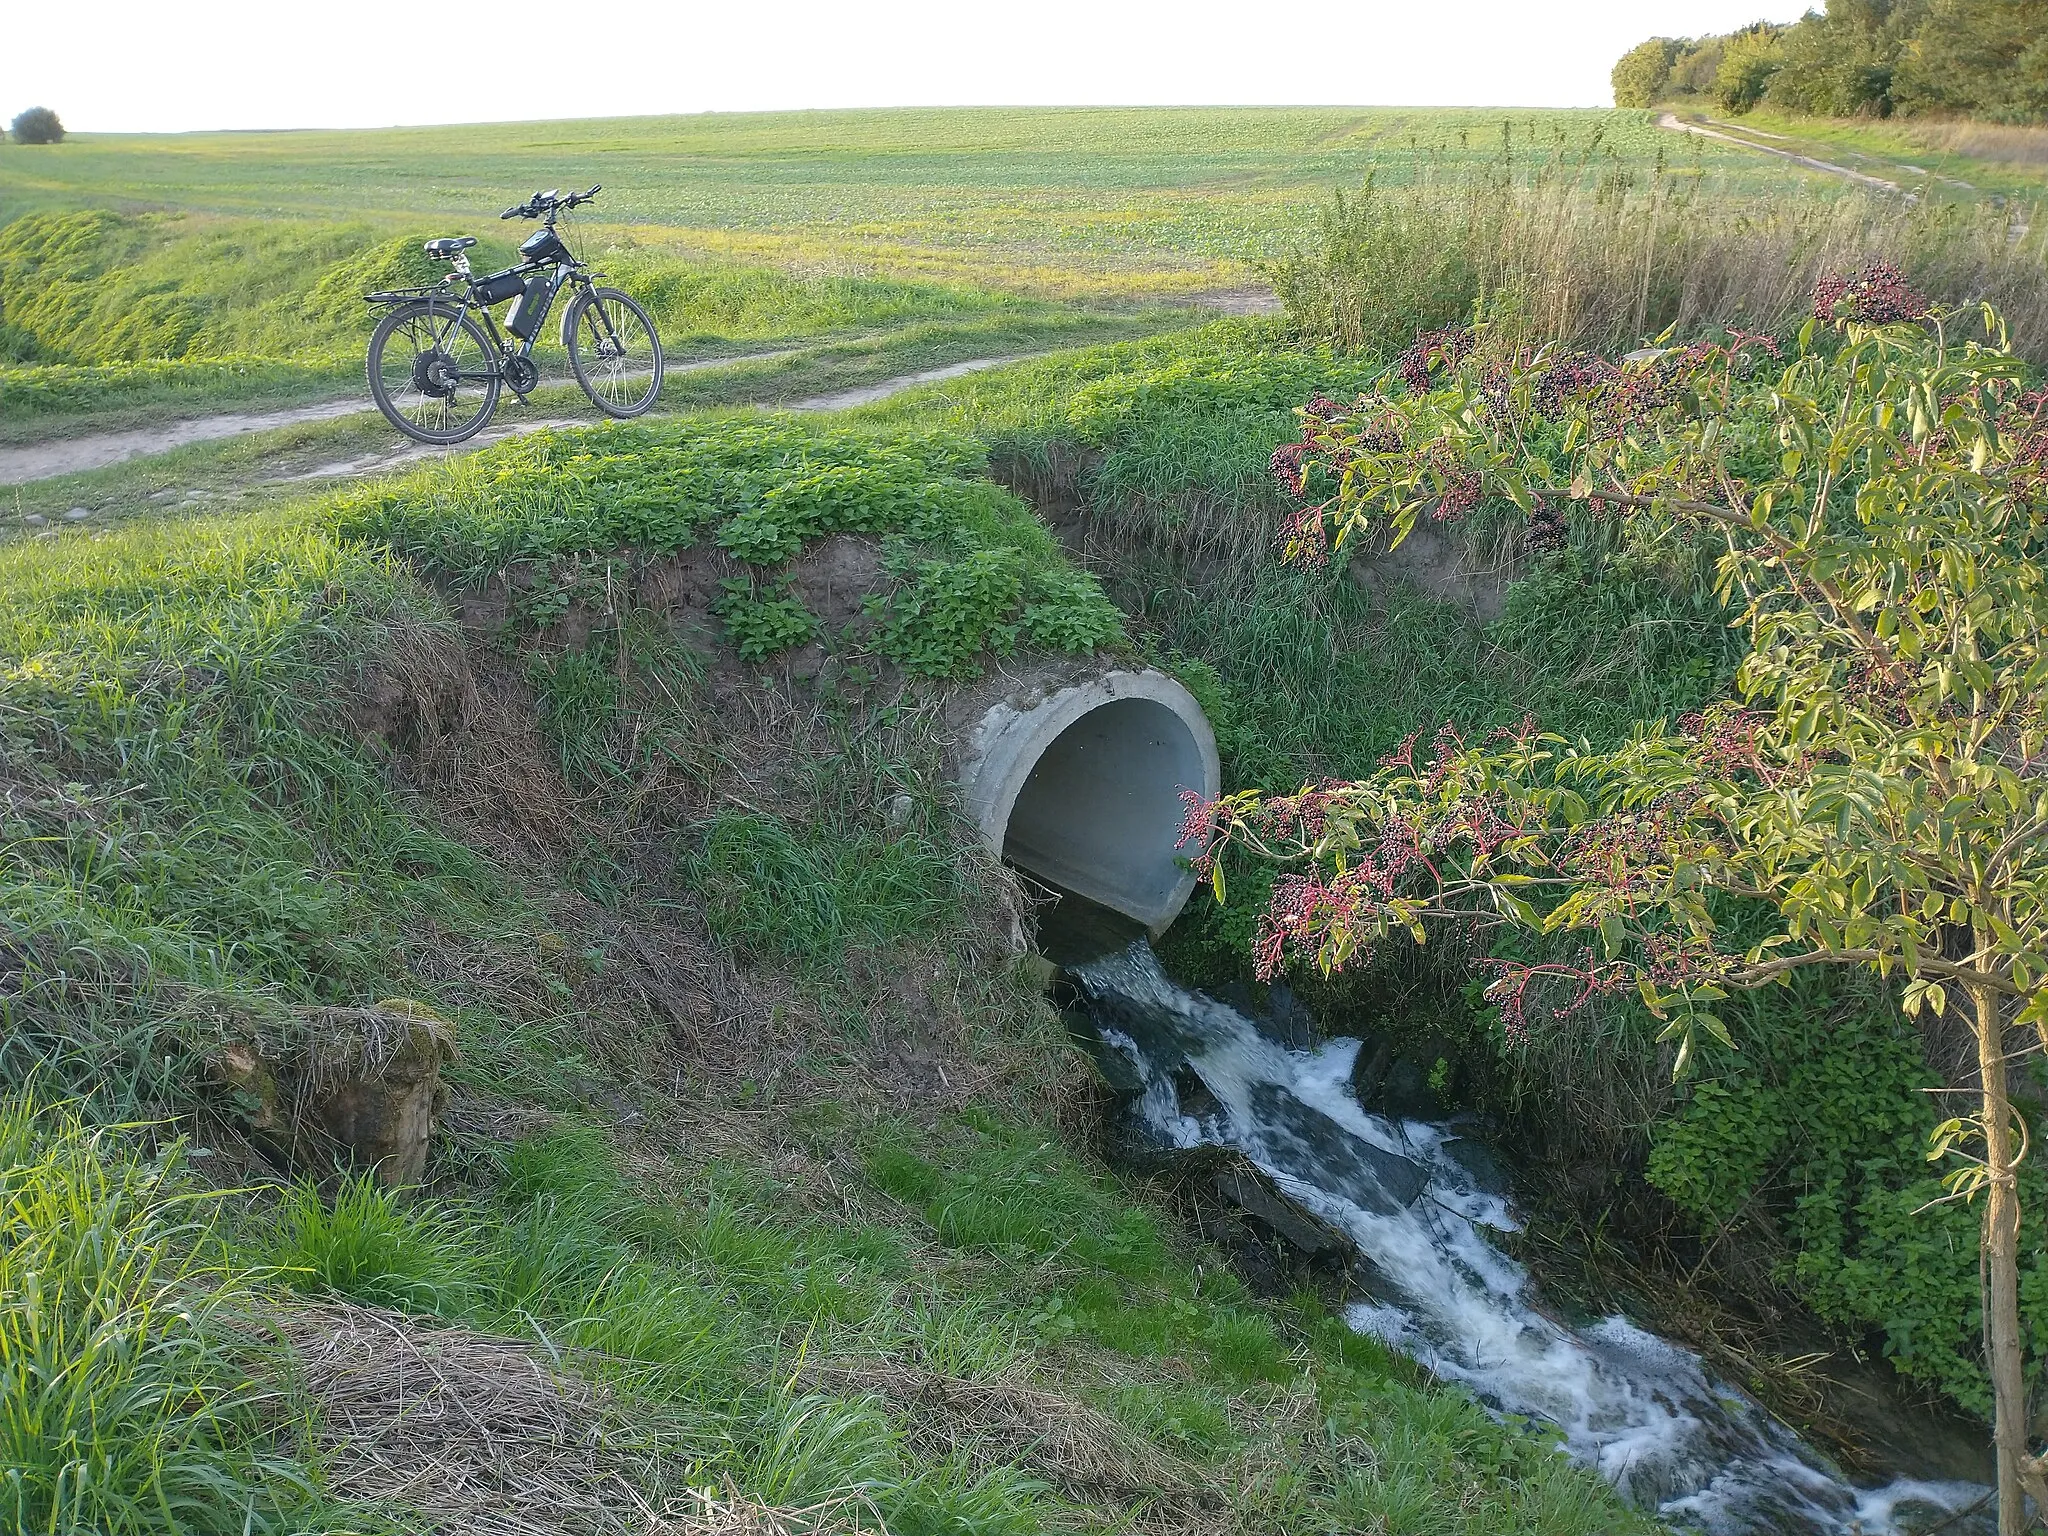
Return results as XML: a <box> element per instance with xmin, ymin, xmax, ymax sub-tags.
<box><xmin>472</xmin><ymin>268</ymin><xmax>527</xmax><ymax>305</ymax></box>
<box><xmin>519</xmin><ymin>227</ymin><xmax>573</xmax><ymax>266</ymax></box>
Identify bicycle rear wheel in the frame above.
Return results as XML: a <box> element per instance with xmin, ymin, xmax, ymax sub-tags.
<box><xmin>366</xmin><ymin>301</ymin><xmax>501</xmax><ymax>444</ymax></box>
<box><xmin>565</xmin><ymin>287</ymin><xmax>663</xmax><ymax>417</ymax></box>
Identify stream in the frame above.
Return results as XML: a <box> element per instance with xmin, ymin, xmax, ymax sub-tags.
<box><xmin>1068</xmin><ymin>940</ymin><xmax>1994</xmax><ymax>1536</ymax></box>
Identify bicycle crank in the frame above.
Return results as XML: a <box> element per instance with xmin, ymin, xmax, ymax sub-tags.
<box><xmin>502</xmin><ymin>355</ymin><xmax>540</xmax><ymax>398</ymax></box>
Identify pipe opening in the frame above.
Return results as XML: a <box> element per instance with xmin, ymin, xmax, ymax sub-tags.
<box><xmin>960</xmin><ymin>671</ymin><xmax>1219</xmax><ymax>934</ymax></box>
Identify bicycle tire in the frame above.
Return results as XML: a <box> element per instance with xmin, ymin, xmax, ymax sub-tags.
<box><xmin>365</xmin><ymin>301</ymin><xmax>502</xmax><ymax>444</ymax></box>
<box><xmin>565</xmin><ymin>287</ymin><xmax>664</xmax><ymax>418</ymax></box>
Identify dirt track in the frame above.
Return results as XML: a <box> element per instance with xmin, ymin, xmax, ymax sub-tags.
<box><xmin>1656</xmin><ymin>112</ymin><xmax>1903</xmax><ymax>193</ymax></box>
<box><xmin>2</xmin><ymin>353</ymin><xmax>1043</xmax><ymax>490</ymax></box>
<box><xmin>788</xmin><ymin>355</ymin><xmax>1029</xmax><ymax>412</ymax></box>
<box><xmin>0</xmin><ymin>348</ymin><xmax>800</xmax><ymax>486</ymax></box>
<box><xmin>0</xmin><ymin>400</ymin><xmax>373</xmax><ymax>485</ymax></box>
<box><xmin>2</xmin><ymin>289</ymin><xmax>1282</xmax><ymax>487</ymax></box>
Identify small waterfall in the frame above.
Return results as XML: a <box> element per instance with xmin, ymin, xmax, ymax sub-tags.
<box><xmin>1072</xmin><ymin>941</ymin><xmax>1993</xmax><ymax>1536</ymax></box>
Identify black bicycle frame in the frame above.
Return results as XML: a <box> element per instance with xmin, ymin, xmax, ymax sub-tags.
<box><xmin>374</xmin><ymin>226</ymin><xmax>625</xmax><ymax>386</ymax></box>
<box><xmin>433</xmin><ymin>267</ymin><xmax>579</xmax><ymax>377</ymax></box>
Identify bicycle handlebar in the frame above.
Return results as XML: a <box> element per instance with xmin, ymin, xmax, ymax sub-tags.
<box><xmin>500</xmin><ymin>185</ymin><xmax>602</xmax><ymax>220</ymax></box>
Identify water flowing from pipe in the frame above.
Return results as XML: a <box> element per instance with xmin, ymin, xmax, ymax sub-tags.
<box><xmin>1072</xmin><ymin>941</ymin><xmax>1992</xmax><ymax>1536</ymax></box>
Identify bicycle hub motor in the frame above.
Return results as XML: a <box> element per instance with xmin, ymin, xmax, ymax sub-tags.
<box><xmin>411</xmin><ymin>349</ymin><xmax>461</xmax><ymax>398</ymax></box>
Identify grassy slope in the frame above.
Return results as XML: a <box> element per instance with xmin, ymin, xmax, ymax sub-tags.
<box><xmin>0</xmin><ymin>202</ymin><xmax>1168</xmax><ymax>436</ymax></box>
<box><xmin>0</xmin><ymin>390</ymin><xmax>1653</xmax><ymax>1534</ymax></box>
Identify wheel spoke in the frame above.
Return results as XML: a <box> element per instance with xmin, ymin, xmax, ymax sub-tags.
<box><xmin>370</xmin><ymin>304</ymin><xmax>499</xmax><ymax>443</ymax></box>
<box><xmin>574</xmin><ymin>294</ymin><xmax>658</xmax><ymax>415</ymax></box>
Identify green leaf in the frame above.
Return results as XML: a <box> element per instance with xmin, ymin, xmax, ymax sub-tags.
<box><xmin>1598</xmin><ymin>912</ymin><xmax>1625</xmax><ymax>960</ymax></box>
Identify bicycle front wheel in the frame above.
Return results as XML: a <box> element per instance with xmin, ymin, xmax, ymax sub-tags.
<box><xmin>366</xmin><ymin>301</ymin><xmax>501</xmax><ymax>444</ymax></box>
<box><xmin>565</xmin><ymin>287</ymin><xmax>663</xmax><ymax>417</ymax></box>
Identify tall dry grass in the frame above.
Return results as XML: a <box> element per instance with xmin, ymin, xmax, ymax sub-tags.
<box><xmin>1271</xmin><ymin>158</ymin><xmax>2048</xmax><ymax>358</ymax></box>
<box><xmin>1904</xmin><ymin>119</ymin><xmax>2048</xmax><ymax>170</ymax></box>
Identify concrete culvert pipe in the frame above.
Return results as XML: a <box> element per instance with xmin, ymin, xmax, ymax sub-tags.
<box><xmin>957</xmin><ymin>668</ymin><xmax>1221</xmax><ymax>933</ymax></box>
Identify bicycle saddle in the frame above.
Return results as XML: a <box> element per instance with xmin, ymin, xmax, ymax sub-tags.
<box><xmin>423</xmin><ymin>237</ymin><xmax>478</xmax><ymax>257</ymax></box>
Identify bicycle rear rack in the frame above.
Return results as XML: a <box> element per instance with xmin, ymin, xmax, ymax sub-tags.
<box><xmin>362</xmin><ymin>286</ymin><xmax>454</xmax><ymax>305</ymax></box>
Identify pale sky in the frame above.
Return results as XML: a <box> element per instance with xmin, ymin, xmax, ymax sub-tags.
<box><xmin>7</xmin><ymin>1</ymin><xmax>1798</xmax><ymax>134</ymax></box>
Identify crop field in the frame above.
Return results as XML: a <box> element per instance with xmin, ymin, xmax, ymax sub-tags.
<box><xmin>0</xmin><ymin>105</ymin><xmax>1850</xmax><ymax>441</ymax></box>
<box><xmin>0</xmin><ymin>106</ymin><xmax>1814</xmax><ymax>297</ymax></box>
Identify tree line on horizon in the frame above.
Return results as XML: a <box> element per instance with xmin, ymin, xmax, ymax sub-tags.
<box><xmin>1613</xmin><ymin>0</ymin><xmax>2046</xmax><ymax>122</ymax></box>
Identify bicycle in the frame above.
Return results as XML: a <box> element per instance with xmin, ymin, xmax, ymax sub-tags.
<box><xmin>362</xmin><ymin>185</ymin><xmax>665</xmax><ymax>444</ymax></box>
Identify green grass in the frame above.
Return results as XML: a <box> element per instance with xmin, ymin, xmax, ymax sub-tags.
<box><xmin>328</xmin><ymin>411</ymin><xmax>1124</xmax><ymax>673</ymax></box>
<box><xmin>1680</xmin><ymin>107</ymin><xmax>2048</xmax><ymax>201</ymax></box>
<box><xmin>0</xmin><ymin>1095</ymin><xmax>306</xmax><ymax>1535</ymax></box>
<box><xmin>0</xmin><ymin>323</ymin><xmax>1668</xmax><ymax>1531</ymax></box>
<box><xmin>0</xmin><ymin>201</ymin><xmax>1171</xmax><ymax>432</ymax></box>
<box><xmin>243</xmin><ymin>1111</ymin><xmax>1653</xmax><ymax>1536</ymax></box>
<box><xmin>11</xmin><ymin>1083</ymin><xmax>1650</xmax><ymax>1536</ymax></box>
<box><xmin>687</xmin><ymin>809</ymin><xmax>967</xmax><ymax>968</ymax></box>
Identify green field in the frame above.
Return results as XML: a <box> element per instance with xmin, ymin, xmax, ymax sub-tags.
<box><xmin>0</xmin><ymin>106</ymin><xmax>1874</xmax><ymax>437</ymax></box>
<box><xmin>0</xmin><ymin>107</ymin><xmax>1803</xmax><ymax>295</ymax></box>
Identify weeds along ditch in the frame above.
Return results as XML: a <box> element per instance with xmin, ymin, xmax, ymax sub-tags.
<box><xmin>0</xmin><ymin>394</ymin><xmax>1657</xmax><ymax>1533</ymax></box>
<box><xmin>857</xmin><ymin>310</ymin><xmax>2048</xmax><ymax>1460</ymax></box>
<box><xmin>1265</xmin><ymin>157</ymin><xmax>2048</xmax><ymax>361</ymax></box>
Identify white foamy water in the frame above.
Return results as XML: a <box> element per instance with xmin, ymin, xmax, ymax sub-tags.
<box><xmin>1075</xmin><ymin>943</ymin><xmax>1991</xmax><ymax>1536</ymax></box>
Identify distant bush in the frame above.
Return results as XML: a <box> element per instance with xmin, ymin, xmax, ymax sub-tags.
<box><xmin>1714</xmin><ymin>26</ymin><xmax>1786</xmax><ymax>114</ymax></box>
<box><xmin>1611</xmin><ymin>38</ymin><xmax>1681</xmax><ymax>109</ymax></box>
<box><xmin>1613</xmin><ymin>0</ymin><xmax>2048</xmax><ymax>123</ymax></box>
<box><xmin>1899</xmin><ymin>0</ymin><xmax>2048</xmax><ymax>121</ymax></box>
<box><xmin>10</xmin><ymin>106</ymin><xmax>63</xmax><ymax>144</ymax></box>
<box><xmin>1765</xmin><ymin>2</ymin><xmax>1907</xmax><ymax>117</ymax></box>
